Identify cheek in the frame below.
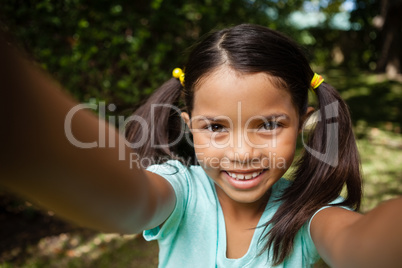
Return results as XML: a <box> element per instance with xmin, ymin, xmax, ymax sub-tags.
<box><xmin>192</xmin><ymin>133</ymin><xmax>228</xmax><ymax>153</ymax></box>
<box><xmin>275</xmin><ymin>132</ymin><xmax>298</xmax><ymax>152</ymax></box>
<box><xmin>266</xmin><ymin>131</ymin><xmax>298</xmax><ymax>168</ymax></box>
<box><xmin>192</xmin><ymin>135</ymin><xmax>224</xmax><ymax>168</ymax></box>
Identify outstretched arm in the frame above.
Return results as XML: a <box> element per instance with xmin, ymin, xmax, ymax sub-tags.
<box><xmin>311</xmin><ymin>197</ymin><xmax>402</xmax><ymax>268</ymax></box>
<box><xmin>0</xmin><ymin>37</ymin><xmax>175</xmax><ymax>234</ymax></box>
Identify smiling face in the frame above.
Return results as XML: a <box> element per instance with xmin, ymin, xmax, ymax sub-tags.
<box><xmin>182</xmin><ymin>66</ymin><xmax>301</xmax><ymax>206</ymax></box>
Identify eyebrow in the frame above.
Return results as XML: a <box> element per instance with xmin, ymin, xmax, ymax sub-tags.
<box><xmin>258</xmin><ymin>113</ymin><xmax>290</xmax><ymax>120</ymax></box>
<box><xmin>193</xmin><ymin>116</ymin><xmax>228</xmax><ymax>122</ymax></box>
<box><xmin>192</xmin><ymin>113</ymin><xmax>290</xmax><ymax>122</ymax></box>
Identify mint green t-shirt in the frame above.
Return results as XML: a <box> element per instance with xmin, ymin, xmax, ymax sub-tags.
<box><xmin>144</xmin><ymin>160</ymin><xmax>338</xmax><ymax>267</ymax></box>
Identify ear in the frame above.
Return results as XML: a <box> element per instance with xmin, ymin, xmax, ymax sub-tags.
<box><xmin>299</xmin><ymin>106</ymin><xmax>315</xmax><ymax>134</ymax></box>
<box><xmin>181</xmin><ymin>112</ymin><xmax>191</xmax><ymax>130</ymax></box>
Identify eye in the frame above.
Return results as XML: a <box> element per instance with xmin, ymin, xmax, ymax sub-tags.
<box><xmin>206</xmin><ymin>124</ymin><xmax>226</xmax><ymax>132</ymax></box>
<box><xmin>259</xmin><ymin>121</ymin><xmax>280</xmax><ymax>131</ymax></box>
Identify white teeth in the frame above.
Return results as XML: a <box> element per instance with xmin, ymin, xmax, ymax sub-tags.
<box><xmin>227</xmin><ymin>170</ymin><xmax>263</xmax><ymax>180</ymax></box>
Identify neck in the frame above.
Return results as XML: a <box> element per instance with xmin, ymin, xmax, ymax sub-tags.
<box><xmin>216</xmin><ymin>186</ymin><xmax>271</xmax><ymax>222</ymax></box>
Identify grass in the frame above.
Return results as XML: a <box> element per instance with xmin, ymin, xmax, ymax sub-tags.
<box><xmin>327</xmin><ymin>69</ymin><xmax>402</xmax><ymax>212</ymax></box>
<box><xmin>1</xmin><ymin>69</ymin><xmax>402</xmax><ymax>267</ymax></box>
<box><xmin>357</xmin><ymin>127</ymin><xmax>402</xmax><ymax>212</ymax></box>
<box><xmin>1</xmin><ymin>232</ymin><xmax>159</xmax><ymax>268</ymax></box>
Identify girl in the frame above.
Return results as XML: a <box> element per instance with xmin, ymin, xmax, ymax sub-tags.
<box><xmin>1</xmin><ymin>24</ymin><xmax>401</xmax><ymax>267</ymax></box>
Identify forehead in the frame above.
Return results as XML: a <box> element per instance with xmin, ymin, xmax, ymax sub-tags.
<box><xmin>192</xmin><ymin>67</ymin><xmax>298</xmax><ymax>121</ymax></box>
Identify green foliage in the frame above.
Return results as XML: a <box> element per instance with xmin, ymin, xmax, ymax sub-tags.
<box><xmin>1</xmin><ymin>0</ymin><xmax>306</xmax><ymax>111</ymax></box>
<box><xmin>347</xmin><ymin>0</ymin><xmax>380</xmax><ymax>69</ymax></box>
<box><xmin>1</xmin><ymin>0</ymin><xmax>384</xmax><ymax>109</ymax></box>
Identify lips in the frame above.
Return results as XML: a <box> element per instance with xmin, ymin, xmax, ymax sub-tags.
<box><xmin>223</xmin><ymin>169</ymin><xmax>268</xmax><ymax>190</ymax></box>
<box><xmin>225</xmin><ymin>170</ymin><xmax>264</xmax><ymax>180</ymax></box>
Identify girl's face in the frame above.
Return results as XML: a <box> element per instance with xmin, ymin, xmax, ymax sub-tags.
<box><xmin>182</xmin><ymin>66</ymin><xmax>302</xmax><ymax>206</ymax></box>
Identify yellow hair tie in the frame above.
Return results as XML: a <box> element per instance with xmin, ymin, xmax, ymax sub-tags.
<box><xmin>310</xmin><ymin>73</ymin><xmax>324</xmax><ymax>92</ymax></box>
<box><xmin>172</xmin><ymin>68</ymin><xmax>185</xmax><ymax>86</ymax></box>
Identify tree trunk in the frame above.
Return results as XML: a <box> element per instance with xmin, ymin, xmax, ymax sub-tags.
<box><xmin>375</xmin><ymin>0</ymin><xmax>402</xmax><ymax>76</ymax></box>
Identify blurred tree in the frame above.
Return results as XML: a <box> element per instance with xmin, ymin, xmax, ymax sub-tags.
<box><xmin>0</xmin><ymin>0</ymin><xmax>305</xmax><ymax>112</ymax></box>
<box><xmin>2</xmin><ymin>0</ymin><xmax>396</xmax><ymax>111</ymax></box>
<box><xmin>373</xmin><ymin>0</ymin><xmax>402</xmax><ymax>76</ymax></box>
<box><xmin>349</xmin><ymin>0</ymin><xmax>402</xmax><ymax>75</ymax></box>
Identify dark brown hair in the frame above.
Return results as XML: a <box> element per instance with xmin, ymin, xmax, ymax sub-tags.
<box><xmin>126</xmin><ymin>24</ymin><xmax>362</xmax><ymax>264</ymax></box>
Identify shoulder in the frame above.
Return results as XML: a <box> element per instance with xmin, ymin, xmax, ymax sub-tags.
<box><xmin>143</xmin><ymin>161</ymin><xmax>216</xmax><ymax>243</ymax></box>
<box><xmin>310</xmin><ymin>205</ymin><xmax>362</xmax><ymax>266</ymax></box>
<box><xmin>146</xmin><ymin>160</ymin><xmax>213</xmax><ymax>202</ymax></box>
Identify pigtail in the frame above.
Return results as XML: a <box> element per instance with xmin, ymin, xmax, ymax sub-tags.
<box><xmin>261</xmin><ymin>82</ymin><xmax>363</xmax><ymax>265</ymax></box>
<box><xmin>125</xmin><ymin>78</ymin><xmax>195</xmax><ymax>167</ymax></box>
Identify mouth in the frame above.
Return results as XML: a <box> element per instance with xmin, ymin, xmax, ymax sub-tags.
<box><xmin>222</xmin><ymin>169</ymin><xmax>268</xmax><ymax>190</ymax></box>
<box><xmin>224</xmin><ymin>169</ymin><xmax>266</xmax><ymax>180</ymax></box>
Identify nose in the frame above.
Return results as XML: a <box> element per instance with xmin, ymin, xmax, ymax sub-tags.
<box><xmin>223</xmin><ymin>130</ymin><xmax>261</xmax><ymax>163</ymax></box>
